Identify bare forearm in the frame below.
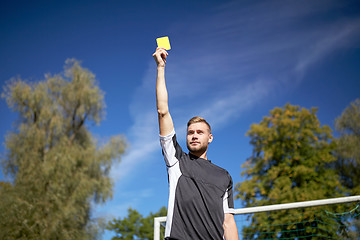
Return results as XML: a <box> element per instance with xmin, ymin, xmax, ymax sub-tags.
<box><xmin>156</xmin><ymin>66</ymin><xmax>169</xmax><ymax>116</ymax></box>
<box><xmin>224</xmin><ymin>214</ymin><xmax>239</xmax><ymax>240</ymax></box>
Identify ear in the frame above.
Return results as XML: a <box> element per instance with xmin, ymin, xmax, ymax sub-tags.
<box><xmin>208</xmin><ymin>133</ymin><xmax>213</xmax><ymax>143</ymax></box>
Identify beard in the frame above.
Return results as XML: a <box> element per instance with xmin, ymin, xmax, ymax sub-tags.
<box><xmin>187</xmin><ymin>142</ymin><xmax>208</xmax><ymax>157</ymax></box>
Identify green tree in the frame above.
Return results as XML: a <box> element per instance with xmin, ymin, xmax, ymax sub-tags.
<box><xmin>334</xmin><ymin>99</ymin><xmax>360</xmax><ymax>239</ymax></box>
<box><xmin>235</xmin><ymin>104</ymin><xmax>346</xmax><ymax>239</ymax></box>
<box><xmin>107</xmin><ymin>206</ymin><xmax>167</xmax><ymax>240</ymax></box>
<box><xmin>334</xmin><ymin>99</ymin><xmax>360</xmax><ymax>195</ymax></box>
<box><xmin>0</xmin><ymin>59</ymin><xmax>126</xmax><ymax>240</ymax></box>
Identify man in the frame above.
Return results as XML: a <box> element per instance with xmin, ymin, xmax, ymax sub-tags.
<box><xmin>153</xmin><ymin>47</ymin><xmax>239</xmax><ymax>240</ymax></box>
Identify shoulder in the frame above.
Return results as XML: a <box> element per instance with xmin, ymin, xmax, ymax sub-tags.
<box><xmin>160</xmin><ymin>129</ymin><xmax>177</xmax><ymax>149</ymax></box>
<box><xmin>210</xmin><ymin>162</ymin><xmax>233</xmax><ymax>183</ymax></box>
<box><xmin>160</xmin><ymin>129</ymin><xmax>186</xmax><ymax>164</ymax></box>
<box><xmin>210</xmin><ymin>162</ymin><xmax>229</xmax><ymax>175</ymax></box>
<box><xmin>160</xmin><ymin>128</ymin><xmax>175</xmax><ymax>141</ymax></box>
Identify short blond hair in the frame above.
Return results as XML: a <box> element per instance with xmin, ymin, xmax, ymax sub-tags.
<box><xmin>187</xmin><ymin>116</ymin><xmax>211</xmax><ymax>133</ymax></box>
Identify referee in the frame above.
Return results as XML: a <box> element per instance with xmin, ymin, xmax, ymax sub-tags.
<box><xmin>153</xmin><ymin>47</ymin><xmax>239</xmax><ymax>240</ymax></box>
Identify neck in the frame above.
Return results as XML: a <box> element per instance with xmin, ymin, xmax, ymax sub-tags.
<box><xmin>190</xmin><ymin>151</ymin><xmax>208</xmax><ymax>160</ymax></box>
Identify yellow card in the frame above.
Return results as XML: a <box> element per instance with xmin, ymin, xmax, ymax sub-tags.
<box><xmin>156</xmin><ymin>36</ymin><xmax>171</xmax><ymax>50</ymax></box>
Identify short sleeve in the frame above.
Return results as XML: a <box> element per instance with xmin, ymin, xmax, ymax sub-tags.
<box><xmin>223</xmin><ymin>175</ymin><xmax>235</xmax><ymax>214</ymax></box>
<box><xmin>160</xmin><ymin>129</ymin><xmax>179</xmax><ymax>167</ymax></box>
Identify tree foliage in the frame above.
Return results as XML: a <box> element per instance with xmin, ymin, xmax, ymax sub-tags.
<box><xmin>235</xmin><ymin>104</ymin><xmax>346</xmax><ymax>239</ymax></box>
<box><xmin>0</xmin><ymin>59</ymin><xmax>126</xmax><ymax>240</ymax></box>
<box><xmin>334</xmin><ymin>99</ymin><xmax>360</xmax><ymax>195</ymax></box>
<box><xmin>107</xmin><ymin>207</ymin><xmax>167</xmax><ymax>240</ymax></box>
<box><xmin>334</xmin><ymin>99</ymin><xmax>360</xmax><ymax>239</ymax></box>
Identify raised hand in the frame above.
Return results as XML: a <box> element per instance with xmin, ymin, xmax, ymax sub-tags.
<box><xmin>153</xmin><ymin>47</ymin><xmax>168</xmax><ymax>68</ymax></box>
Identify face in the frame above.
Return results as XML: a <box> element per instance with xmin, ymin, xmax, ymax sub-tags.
<box><xmin>186</xmin><ymin>122</ymin><xmax>213</xmax><ymax>156</ymax></box>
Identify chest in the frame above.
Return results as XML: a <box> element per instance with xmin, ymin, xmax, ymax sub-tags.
<box><xmin>179</xmin><ymin>155</ymin><xmax>230</xmax><ymax>194</ymax></box>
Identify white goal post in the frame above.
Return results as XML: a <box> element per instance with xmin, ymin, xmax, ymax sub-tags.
<box><xmin>154</xmin><ymin>195</ymin><xmax>360</xmax><ymax>240</ymax></box>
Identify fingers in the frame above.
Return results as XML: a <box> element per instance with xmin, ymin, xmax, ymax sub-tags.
<box><xmin>156</xmin><ymin>47</ymin><xmax>168</xmax><ymax>53</ymax></box>
<box><xmin>153</xmin><ymin>47</ymin><xmax>168</xmax><ymax>67</ymax></box>
<box><xmin>153</xmin><ymin>47</ymin><xmax>168</xmax><ymax>58</ymax></box>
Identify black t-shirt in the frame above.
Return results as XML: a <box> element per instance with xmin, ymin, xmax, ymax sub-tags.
<box><xmin>160</xmin><ymin>130</ymin><xmax>234</xmax><ymax>240</ymax></box>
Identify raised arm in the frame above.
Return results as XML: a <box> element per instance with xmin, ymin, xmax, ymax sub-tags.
<box><xmin>153</xmin><ymin>47</ymin><xmax>174</xmax><ymax>136</ymax></box>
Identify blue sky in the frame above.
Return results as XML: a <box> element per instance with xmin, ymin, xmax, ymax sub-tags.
<box><xmin>1</xmin><ymin>0</ymin><xmax>360</xmax><ymax>239</ymax></box>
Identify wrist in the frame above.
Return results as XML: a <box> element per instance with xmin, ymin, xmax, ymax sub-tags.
<box><xmin>157</xmin><ymin>65</ymin><xmax>165</xmax><ymax>71</ymax></box>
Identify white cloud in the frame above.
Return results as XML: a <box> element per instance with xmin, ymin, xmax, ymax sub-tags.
<box><xmin>295</xmin><ymin>19</ymin><xmax>360</xmax><ymax>75</ymax></box>
<box><xmin>199</xmin><ymin>78</ymin><xmax>273</xmax><ymax>128</ymax></box>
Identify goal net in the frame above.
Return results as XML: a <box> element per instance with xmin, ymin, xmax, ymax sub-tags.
<box><xmin>154</xmin><ymin>195</ymin><xmax>360</xmax><ymax>240</ymax></box>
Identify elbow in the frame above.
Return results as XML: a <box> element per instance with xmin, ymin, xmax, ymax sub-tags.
<box><xmin>157</xmin><ymin>107</ymin><xmax>169</xmax><ymax>118</ymax></box>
